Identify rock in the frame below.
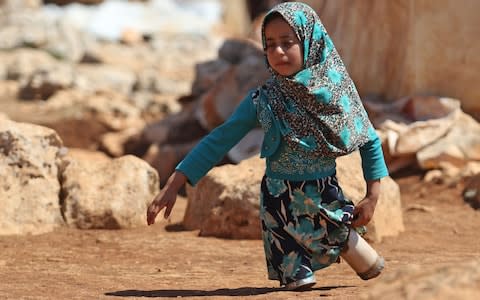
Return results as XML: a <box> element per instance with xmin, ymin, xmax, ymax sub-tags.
<box><xmin>191</xmin><ymin>59</ymin><xmax>230</xmax><ymax>96</ymax></box>
<box><xmin>142</xmin><ymin>100</ymin><xmax>209</xmax><ymax>153</ymax></box>
<box><xmin>459</xmin><ymin>162</ymin><xmax>480</xmax><ymax>178</ymax></box>
<box><xmin>65</xmin><ymin>148</ymin><xmax>110</xmax><ymax>162</ymax></box>
<box><xmin>99</xmin><ymin>128</ymin><xmax>141</xmax><ymax>157</ymax></box>
<box><xmin>405</xmin><ymin>204</ymin><xmax>435</xmax><ymax>213</ymax></box>
<box><xmin>18</xmin><ymin>64</ymin><xmax>76</xmax><ymax>100</ymax></box>
<box><xmin>3</xmin><ymin>49</ymin><xmax>57</xmax><ymax>81</ymax></box>
<box><xmin>75</xmin><ymin>64</ymin><xmax>137</xmax><ymax>95</ymax></box>
<box><xmin>374</xmin><ymin>97</ymin><xmax>460</xmax><ymax>156</ymax></box>
<box><xmin>424</xmin><ymin>169</ymin><xmax>444</xmax><ymax>184</ymax></box>
<box><xmin>218</xmin><ymin>39</ymin><xmax>263</xmax><ymax>65</ymax></box>
<box><xmin>336</xmin><ymin>151</ymin><xmax>404</xmax><ymax>242</ymax></box>
<box><xmin>417</xmin><ymin>112</ymin><xmax>480</xmax><ymax>169</ymax></box>
<box><xmin>120</xmin><ymin>28</ymin><xmax>144</xmax><ymax>45</ymax></box>
<box><xmin>0</xmin><ymin>9</ymin><xmax>91</xmax><ymax>62</ymax></box>
<box><xmin>0</xmin><ymin>0</ymin><xmax>41</xmax><ymax>10</ymax></box>
<box><xmin>369</xmin><ymin>96</ymin><xmax>480</xmax><ymax>179</ymax></box>
<box><xmin>361</xmin><ymin>260</ymin><xmax>480</xmax><ymax>300</ymax></box>
<box><xmin>135</xmin><ymin>68</ymin><xmax>185</xmax><ymax>94</ymax></box>
<box><xmin>44</xmin><ymin>18</ymin><xmax>91</xmax><ymax>62</ymax></box>
<box><xmin>61</xmin><ymin>155</ymin><xmax>160</xmax><ymax>229</ymax></box>
<box><xmin>195</xmin><ymin>39</ymin><xmax>269</xmax><ymax>130</ymax></box>
<box><xmin>13</xmin><ymin>89</ymin><xmax>144</xmax><ymax>149</ymax></box>
<box><xmin>129</xmin><ymin>92</ymin><xmax>174</xmax><ymax>115</ymax></box>
<box><xmin>82</xmin><ymin>42</ymin><xmax>152</xmax><ymax>73</ymax></box>
<box><xmin>0</xmin><ymin>81</ymin><xmax>20</xmax><ymax>115</ymax></box>
<box><xmin>0</xmin><ymin>119</ymin><xmax>65</xmax><ymax>235</ymax></box>
<box><xmin>184</xmin><ymin>157</ymin><xmax>264</xmax><ymax>239</ymax></box>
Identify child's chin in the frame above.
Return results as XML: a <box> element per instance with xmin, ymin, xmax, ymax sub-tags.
<box><xmin>272</xmin><ymin>66</ymin><xmax>298</xmax><ymax>77</ymax></box>
<box><xmin>276</xmin><ymin>70</ymin><xmax>294</xmax><ymax>77</ymax></box>
<box><xmin>281</xmin><ymin>71</ymin><xmax>298</xmax><ymax>78</ymax></box>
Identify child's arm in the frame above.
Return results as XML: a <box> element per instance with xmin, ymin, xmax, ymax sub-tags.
<box><xmin>175</xmin><ymin>94</ymin><xmax>258</xmax><ymax>186</ymax></box>
<box><xmin>351</xmin><ymin>132</ymin><xmax>388</xmax><ymax>227</ymax></box>
<box><xmin>146</xmin><ymin>92</ymin><xmax>258</xmax><ymax>225</ymax></box>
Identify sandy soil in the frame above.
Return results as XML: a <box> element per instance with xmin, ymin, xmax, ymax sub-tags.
<box><xmin>0</xmin><ymin>172</ymin><xmax>479</xmax><ymax>300</ymax></box>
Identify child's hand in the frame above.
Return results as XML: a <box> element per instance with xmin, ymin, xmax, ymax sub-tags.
<box><xmin>146</xmin><ymin>188</ymin><xmax>177</xmax><ymax>225</ymax></box>
<box><xmin>351</xmin><ymin>196</ymin><xmax>377</xmax><ymax>227</ymax></box>
<box><xmin>146</xmin><ymin>171</ymin><xmax>187</xmax><ymax>225</ymax></box>
<box><xmin>351</xmin><ymin>179</ymin><xmax>380</xmax><ymax>227</ymax></box>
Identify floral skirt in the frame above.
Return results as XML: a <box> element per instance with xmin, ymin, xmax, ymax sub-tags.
<box><xmin>260</xmin><ymin>174</ymin><xmax>354</xmax><ymax>284</ymax></box>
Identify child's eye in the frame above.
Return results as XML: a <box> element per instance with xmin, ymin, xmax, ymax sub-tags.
<box><xmin>281</xmin><ymin>40</ymin><xmax>295</xmax><ymax>49</ymax></box>
<box><xmin>265</xmin><ymin>40</ymin><xmax>297</xmax><ymax>51</ymax></box>
<box><xmin>265</xmin><ymin>43</ymin><xmax>276</xmax><ymax>50</ymax></box>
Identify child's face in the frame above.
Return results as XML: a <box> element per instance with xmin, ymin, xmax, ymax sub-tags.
<box><xmin>264</xmin><ymin>16</ymin><xmax>303</xmax><ymax>77</ymax></box>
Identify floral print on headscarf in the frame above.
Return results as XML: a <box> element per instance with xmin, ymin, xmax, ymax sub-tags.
<box><xmin>260</xmin><ymin>2</ymin><xmax>375</xmax><ymax>158</ymax></box>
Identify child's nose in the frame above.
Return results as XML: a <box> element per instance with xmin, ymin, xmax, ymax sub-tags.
<box><xmin>272</xmin><ymin>45</ymin><xmax>286</xmax><ymax>55</ymax></box>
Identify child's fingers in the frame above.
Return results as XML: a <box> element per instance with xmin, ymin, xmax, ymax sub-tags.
<box><xmin>164</xmin><ymin>199</ymin><xmax>175</xmax><ymax>219</ymax></box>
<box><xmin>352</xmin><ymin>207</ymin><xmax>359</xmax><ymax>218</ymax></box>
<box><xmin>146</xmin><ymin>206</ymin><xmax>158</xmax><ymax>225</ymax></box>
<box><xmin>146</xmin><ymin>201</ymin><xmax>164</xmax><ymax>225</ymax></box>
<box><xmin>351</xmin><ymin>210</ymin><xmax>365</xmax><ymax>227</ymax></box>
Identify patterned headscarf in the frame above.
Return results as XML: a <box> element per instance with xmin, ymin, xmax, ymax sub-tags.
<box><xmin>260</xmin><ymin>2</ymin><xmax>375</xmax><ymax>158</ymax></box>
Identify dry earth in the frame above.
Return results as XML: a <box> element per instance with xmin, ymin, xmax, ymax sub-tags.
<box><xmin>0</xmin><ymin>170</ymin><xmax>479</xmax><ymax>300</ymax></box>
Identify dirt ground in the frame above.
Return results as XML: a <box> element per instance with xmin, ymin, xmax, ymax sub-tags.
<box><xmin>0</xmin><ymin>171</ymin><xmax>479</xmax><ymax>300</ymax></box>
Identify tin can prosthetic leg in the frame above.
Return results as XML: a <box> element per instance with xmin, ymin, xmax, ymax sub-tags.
<box><xmin>341</xmin><ymin>229</ymin><xmax>385</xmax><ymax>280</ymax></box>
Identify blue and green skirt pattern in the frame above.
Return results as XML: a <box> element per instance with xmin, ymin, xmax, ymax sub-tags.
<box><xmin>260</xmin><ymin>174</ymin><xmax>353</xmax><ymax>285</ymax></box>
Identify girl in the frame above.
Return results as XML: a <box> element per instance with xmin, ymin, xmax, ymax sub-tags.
<box><xmin>147</xmin><ymin>2</ymin><xmax>388</xmax><ymax>291</ymax></box>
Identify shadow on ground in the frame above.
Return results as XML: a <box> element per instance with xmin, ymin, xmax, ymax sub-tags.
<box><xmin>105</xmin><ymin>285</ymin><xmax>354</xmax><ymax>297</ymax></box>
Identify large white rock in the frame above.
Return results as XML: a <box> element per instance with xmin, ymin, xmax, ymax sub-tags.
<box><xmin>183</xmin><ymin>156</ymin><xmax>263</xmax><ymax>239</ymax></box>
<box><xmin>361</xmin><ymin>260</ymin><xmax>480</xmax><ymax>300</ymax></box>
<box><xmin>336</xmin><ymin>152</ymin><xmax>405</xmax><ymax>242</ymax></box>
<box><xmin>417</xmin><ymin>113</ymin><xmax>480</xmax><ymax>169</ymax></box>
<box><xmin>8</xmin><ymin>89</ymin><xmax>145</xmax><ymax>149</ymax></box>
<box><xmin>0</xmin><ymin>119</ymin><xmax>65</xmax><ymax>235</ymax></box>
<box><xmin>61</xmin><ymin>154</ymin><xmax>159</xmax><ymax>229</ymax></box>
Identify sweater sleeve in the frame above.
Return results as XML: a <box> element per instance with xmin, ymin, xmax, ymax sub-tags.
<box><xmin>175</xmin><ymin>93</ymin><xmax>258</xmax><ymax>186</ymax></box>
<box><xmin>359</xmin><ymin>131</ymin><xmax>389</xmax><ymax>180</ymax></box>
